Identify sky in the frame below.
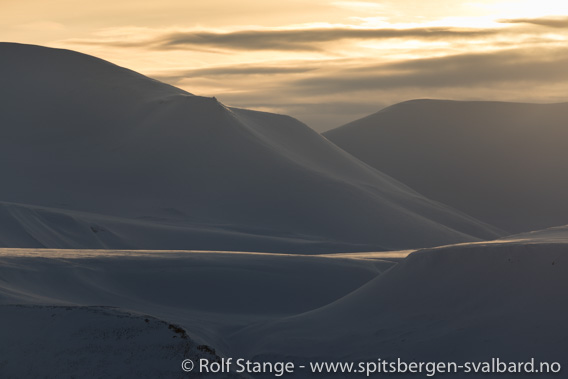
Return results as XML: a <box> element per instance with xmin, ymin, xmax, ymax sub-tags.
<box><xmin>3</xmin><ymin>0</ymin><xmax>568</xmax><ymax>131</ymax></box>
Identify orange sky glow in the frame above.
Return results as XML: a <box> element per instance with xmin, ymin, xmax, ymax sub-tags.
<box><xmin>3</xmin><ymin>0</ymin><xmax>568</xmax><ymax>130</ymax></box>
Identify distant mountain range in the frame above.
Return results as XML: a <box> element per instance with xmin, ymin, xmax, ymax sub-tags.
<box><xmin>0</xmin><ymin>43</ymin><xmax>500</xmax><ymax>252</ymax></box>
<box><xmin>325</xmin><ymin>99</ymin><xmax>568</xmax><ymax>233</ymax></box>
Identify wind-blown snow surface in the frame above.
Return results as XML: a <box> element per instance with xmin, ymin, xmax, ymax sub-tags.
<box><xmin>324</xmin><ymin>99</ymin><xmax>568</xmax><ymax>234</ymax></box>
<box><xmin>0</xmin><ymin>248</ymin><xmax>396</xmax><ymax>377</ymax></box>
<box><xmin>1</xmin><ymin>231</ymin><xmax>567</xmax><ymax>377</ymax></box>
<box><xmin>0</xmin><ymin>305</ymin><xmax>237</xmax><ymax>378</ymax></box>
<box><xmin>0</xmin><ymin>43</ymin><xmax>500</xmax><ymax>252</ymax></box>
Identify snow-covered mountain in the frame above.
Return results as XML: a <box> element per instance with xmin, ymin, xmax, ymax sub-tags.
<box><xmin>324</xmin><ymin>99</ymin><xmax>568</xmax><ymax>234</ymax></box>
<box><xmin>0</xmin><ymin>44</ymin><xmax>500</xmax><ymax>252</ymax></box>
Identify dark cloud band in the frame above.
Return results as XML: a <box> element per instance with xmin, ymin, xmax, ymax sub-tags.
<box><xmin>291</xmin><ymin>48</ymin><xmax>568</xmax><ymax>94</ymax></box>
<box><xmin>499</xmin><ymin>16</ymin><xmax>568</xmax><ymax>28</ymax></box>
<box><xmin>67</xmin><ymin>26</ymin><xmax>498</xmax><ymax>52</ymax></box>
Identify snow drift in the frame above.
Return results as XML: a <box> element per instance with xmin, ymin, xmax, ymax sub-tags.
<box><xmin>325</xmin><ymin>99</ymin><xmax>568</xmax><ymax>234</ymax></box>
<box><xmin>0</xmin><ymin>305</ymin><xmax>236</xmax><ymax>378</ymax></box>
<box><xmin>0</xmin><ymin>44</ymin><xmax>500</xmax><ymax>251</ymax></box>
<box><xmin>0</xmin><ymin>247</ymin><xmax>394</xmax><ymax>374</ymax></box>
<box><xmin>1</xmin><ymin>228</ymin><xmax>567</xmax><ymax>377</ymax></box>
<box><xmin>229</xmin><ymin>233</ymin><xmax>568</xmax><ymax>377</ymax></box>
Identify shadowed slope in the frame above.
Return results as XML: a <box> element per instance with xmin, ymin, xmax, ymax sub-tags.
<box><xmin>233</xmin><ymin>236</ymin><xmax>568</xmax><ymax>375</ymax></box>
<box><xmin>0</xmin><ymin>44</ymin><xmax>500</xmax><ymax>251</ymax></box>
<box><xmin>325</xmin><ymin>99</ymin><xmax>568</xmax><ymax>233</ymax></box>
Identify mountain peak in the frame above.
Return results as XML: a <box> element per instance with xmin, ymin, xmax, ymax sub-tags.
<box><xmin>325</xmin><ymin>99</ymin><xmax>568</xmax><ymax>233</ymax></box>
<box><xmin>0</xmin><ymin>44</ymin><xmax>501</xmax><ymax>252</ymax></box>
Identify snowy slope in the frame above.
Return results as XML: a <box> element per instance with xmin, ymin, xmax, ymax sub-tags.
<box><xmin>324</xmin><ymin>99</ymin><xmax>568</xmax><ymax>234</ymax></box>
<box><xmin>0</xmin><ymin>44</ymin><xmax>501</xmax><ymax>251</ymax></box>
<box><xmin>1</xmin><ymin>234</ymin><xmax>566</xmax><ymax>377</ymax></box>
<box><xmin>0</xmin><ymin>248</ymin><xmax>394</xmax><ymax>361</ymax></box>
<box><xmin>230</xmin><ymin>236</ymin><xmax>568</xmax><ymax>376</ymax></box>
<box><xmin>0</xmin><ymin>305</ymin><xmax>238</xmax><ymax>379</ymax></box>
<box><xmin>0</xmin><ymin>200</ymin><xmax>383</xmax><ymax>253</ymax></box>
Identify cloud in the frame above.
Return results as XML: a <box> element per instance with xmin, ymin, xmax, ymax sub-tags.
<box><xmin>152</xmin><ymin>65</ymin><xmax>317</xmax><ymax>82</ymax></box>
<box><xmin>146</xmin><ymin>46</ymin><xmax>568</xmax><ymax>130</ymax></box>
<box><xmin>158</xmin><ymin>27</ymin><xmax>498</xmax><ymax>51</ymax></box>
<box><xmin>66</xmin><ymin>26</ymin><xmax>499</xmax><ymax>52</ymax></box>
<box><xmin>57</xmin><ymin>22</ymin><xmax>568</xmax><ymax>131</ymax></box>
<box><xmin>499</xmin><ymin>16</ymin><xmax>568</xmax><ymax>28</ymax></box>
<box><xmin>290</xmin><ymin>47</ymin><xmax>568</xmax><ymax>94</ymax></box>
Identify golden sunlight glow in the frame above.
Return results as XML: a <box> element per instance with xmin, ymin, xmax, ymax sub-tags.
<box><xmin>4</xmin><ymin>0</ymin><xmax>568</xmax><ymax>130</ymax></box>
<box><xmin>472</xmin><ymin>0</ymin><xmax>568</xmax><ymax>18</ymax></box>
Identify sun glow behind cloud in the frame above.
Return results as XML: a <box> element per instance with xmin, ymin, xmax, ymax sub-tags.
<box><xmin>4</xmin><ymin>0</ymin><xmax>568</xmax><ymax>130</ymax></box>
<box><xmin>470</xmin><ymin>0</ymin><xmax>568</xmax><ymax>18</ymax></box>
